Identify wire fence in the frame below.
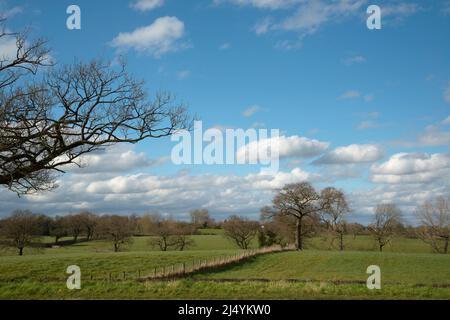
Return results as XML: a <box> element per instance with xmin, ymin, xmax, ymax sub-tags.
<box><xmin>140</xmin><ymin>245</ymin><xmax>294</xmax><ymax>281</ymax></box>
<box><xmin>0</xmin><ymin>245</ymin><xmax>294</xmax><ymax>284</ymax></box>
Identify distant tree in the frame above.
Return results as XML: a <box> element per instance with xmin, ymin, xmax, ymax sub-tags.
<box><xmin>49</xmin><ymin>216</ymin><xmax>68</xmax><ymax>244</ymax></box>
<box><xmin>223</xmin><ymin>216</ymin><xmax>259</xmax><ymax>249</ymax></box>
<box><xmin>368</xmin><ymin>204</ymin><xmax>403</xmax><ymax>252</ymax></box>
<box><xmin>0</xmin><ymin>19</ymin><xmax>191</xmax><ymax>195</ymax></box>
<box><xmin>100</xmin><ymin>215</ymin><xmax>133</xmax><ymax>252</ymax></box>
<box><xmin>190</xmin><ymin>209</ymin><xmax>213</xmax><ymax>228</ymax></box>
<box><xmin>320</xmin><ymin>188</ymin><xmax>350</xmax><ymax>251</ymax></box>
<box><xmin>148</xmin><ymin>220</ymin><xmax>195</xmax><ymax>251</ymax></box>
<box><xmin>64</xmin><ymin>214</ymin><xmax>85</xmax><ymax>242</ymax></box>
<box><xmin>346</xmin><ymin>222</ymin><xmax>365</xmax><ymax>240</ymax></box>
<box><xmin>78</xmin><ymin>211</ymin><xmax>97</xmax><ymax>241</ymax></box>
<box><xmin>0</xmin><ymin>210</ymin><xmax>41</xmax><ymax>255</ymax></box>
<box><xmin>416</xmin><ymin>196</ymin><xmax>450</xmax><ymax>254</ymax></box>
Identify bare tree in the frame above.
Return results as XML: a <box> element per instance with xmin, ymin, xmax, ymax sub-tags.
<box><xmin>0</xmin><ymin>210</ymin><xmax>41</xmax><ymax>255</ymax></box>
<box><xmin>368</xmin><ymin>203</ymin><xmax>402</xmax><ymax>252</ymax></box>
<box><xmin>416</xmin><ymin>196</ymin><xmax>450</xmax><ymax>254</ymax></box>
<box><xmin>320</xmin><ymin>187</ymin><xmax>350</xmax><ymax>251</ymax></box>
<box><xmin>148</xmin><ymin>220</ymin><xmax>195</xmax><ymax>251</ymax></box>
<box><xmin>0</xmin><ymin>20</ymin><xmax>191</xmax><ymax>194</ymax></box>
<box><xmin>49</xmin><ymin>216</ymin><xmax>68</xmax><ymax>244</ymax></box>
<box><xmin>189</xmin><ymin>209</ymin><xmax>213</xmax><ymax>228</ymax></box>
<box><xmin>78</xmin><ymin>211</ymin><xmax>97</xmax><ymax>241</ymax></box>
<box><xmin>223</xmin><ymin>216</ymin><xmax>259</xmax><ymax>249</ymax></box>
<box><xmin>64</xmin><ymin>214</ymin><xmax>85</xmax><ymax>242</ymax></box>
<box><xmin>99</xmin><ymin>215</ymin><xmax>134</xmax><ymax>252</ymax></box>
<box><xmin>264</xmin><ymin>182</ymin><xmax>327</xmax><ymax>251</ymax></box>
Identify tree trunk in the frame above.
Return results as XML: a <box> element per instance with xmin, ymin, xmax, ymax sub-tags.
<box><xmin>444</xmin><ymin>238</ymin><xmax>449</xmax><ymax>254</ymax></box>
<box><xmin>295</xmin><ymin>218</ymin><xmax>303</xmax><ymax>251</ymax></box>
<box><xmin>114</xmin><ymin>243</ymin><xmax>119</xmax><ymax>252</ymax></box>
<box><xmin>18</xmin><ymin>247</ymin><xmax>23</xmax><ymax>256</ymax></box>
<box><xmin>339</xmin><ymin>232</ymin><xmax>344</xmax><ymax>251</ymax></box>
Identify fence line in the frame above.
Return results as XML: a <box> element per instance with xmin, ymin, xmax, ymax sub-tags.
<box><xmin>140</xmin><ymin>245</ymin><xmax>294</xmax><ymax>282</ymax></box>
<box><xmin>0</xmin><ymin>245</ymin><xmax>294</xmax><ymax>284</ymax></box>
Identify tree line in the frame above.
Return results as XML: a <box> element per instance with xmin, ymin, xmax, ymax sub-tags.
<box><xmin>1</xmin><ymin>182</ymin><xmax>448</xmax><ymax>256</ymax></box>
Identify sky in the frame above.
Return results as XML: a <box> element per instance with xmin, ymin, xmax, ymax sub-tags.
<box><xmin>0</xmin><ymin>0</ymin><xmax>449</xmax><ymax>223</ymax></box>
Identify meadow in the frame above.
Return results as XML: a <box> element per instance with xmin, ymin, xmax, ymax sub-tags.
<box><xmin>0</xmin><ymin>231</ymin><xmax>449</xmax><ymax>299</ymax></box>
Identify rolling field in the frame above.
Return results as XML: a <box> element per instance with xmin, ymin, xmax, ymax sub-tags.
<box><xmin>0</xmin><ymin>232</ymin><xmax>449</xmax><ymax>299</ymax></box>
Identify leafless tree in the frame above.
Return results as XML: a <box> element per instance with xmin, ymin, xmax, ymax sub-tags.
<box><xmin>78</xmin><ymin>211</ymin><xmax>97</xmax><ymax>241</ymax></box>
<box><xmin>320</xmin><ymin>187</ymin><xmax>350</xmax><ymax>251</ymax></box>
<box><xmin>99</xmin><ymin>215</ymin><xmax>134</xmax><ymax>252</ymax></box>
<box><xmin>415</xmin><ymin>196</ymin><xmax>450</xmax><ymax>254</ymax></box>
<box><xmin>189</xmin><ymin>209</ymin><xmax>213</xmax><ymax>228</ymax></box>
<box><xmin>148</xmin><ymin>220</ymin><xmax>195</xmax><ymax>251</ymax></box>
<box><xmin>0</xmin><ymin>210</ymin><xmax>41</xmax><ymax>255</ymax></box>
<box><xmin>49</xmin><ymin>216</ymin><xmax>68</xmax><ymax>244</ymax></box>
<box><xmin>264</xmin><ymin>182</ymin><xmax>328</xmax><ymax>251</ymax></box>
<box><xmin>64</xmin><ymin>214</ymin><xmax>85</xmax><ymax>242</ymax></box>
<box><xmin>223</xmin><ymin>216</ymin><xmax>259</xmax><ymax>249</ymax></box>
<box><xmin>368</xmin><ymin>203</ymin><xmax>402</xmax><ymax>252</ymax></box>
<box><xmin>0</xmin><ymin>20</ymin><xmax>191</xmax><ymax>194</ymax></box>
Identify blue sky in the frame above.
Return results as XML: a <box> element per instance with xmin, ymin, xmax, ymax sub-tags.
<box><xmin>1</xmin><ymin>0</ymin><xmax>450</xmax><ymax>223</ymax></box>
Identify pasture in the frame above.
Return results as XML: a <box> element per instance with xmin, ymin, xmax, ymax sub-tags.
<box><xmin>0</xmin><ymin>231</ymin><xmax>449</xmax><ymax>299</ymax></box>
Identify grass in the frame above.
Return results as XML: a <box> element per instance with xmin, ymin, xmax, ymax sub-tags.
<box><xmin>0</xmin><ymin>232</ymin><xmax>449</xmax><ymax>299</ymax></box>
<box><xmin>193</xmin><ymin>250</ymin><xmax>450</xmax><ymax>286</ymax></box>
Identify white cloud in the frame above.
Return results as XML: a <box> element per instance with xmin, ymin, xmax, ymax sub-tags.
<box><xmin>371</xmin><ymin>153</ymin><xmax>450</xmax><ymax>184</ymax></box>
<box><xmin>130</xmin><ymin>0</ymin><xmax>164</xmax><ymax>12</ymax></box>
<box><xmin>237</xmin><ymin>135</ymin><xmax>329</xmax><ymax>161</ymax></box>
<box><xmin>64</xmin><ymin>144</ymin><xmax>168</xmax><ymax>174</ymax></box>
<box><xmin>254</xmin><ymin>17</ymin><xmax>273</xmax><ymax>35</ymax></box>
<box><xmin>0</xmin><ymin>166</ymin><xmax>319</xmax><ymax>219</ymax></box>
<box><xmin>0</xmin><ymin>33</ymin><xmax>18</xmax><ymax>61</ymax></box>
<box><xmin>275</xmin><ymin>0</ymin><xmax>365</xmax><ymax>35</ymax></box>
<box><xmin>242</xmin><ymin>105</ymin><xmax>262</xmax><ymax>117</ymax></box>
<box><xmin>111</xmin><ymin>16</ymin><xmax>187</xmax><ymax>58</ymax></box>
<box><xmin>314</xmin><ymin>144</ymin><xmax>384</xmax><ymax>165</ymax></box>
<box><xmin>381</xmin><ymin>3</ymin><xmax>420</xmax><ymax>18</ymax></box>
<box><xmin>418</xmin><ymin>125</ymin><xmax>450</xmax><ymax>146</ymax></box>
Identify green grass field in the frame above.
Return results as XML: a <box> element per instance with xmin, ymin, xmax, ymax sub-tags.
<box><xmin>0</xmin><ymin>232</ymin><xmax>449</xmax><ymax>299</ymax></box>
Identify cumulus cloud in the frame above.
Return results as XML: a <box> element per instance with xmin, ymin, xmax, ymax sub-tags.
<box><xmin>61</xmin><ymin>144</ymin><xmax>168</xmax><ymax>175</ymax></box>
<box><xmin>0</xmin><ymin>167</ymin><xmax>318</xmax><ymax>219</ymax></box>
<box><xmin>130</xmin><ymin>0</ymin><xmax>164</xmax><ymax>11</ymax></box>
<box><xmin>314</xmin><ymin>144</ymin><xmax>384</xmax><ymax>165</ymax></box>
<box><xmin>371</xmin><ymin>152</ymin><xmax>450</xmax><ymax>184</ymax></box>
<box><xmin>418</xmin><ymin>125</ymin><xmax>450</xmax><ymax>146</ymax></box>
<box><xmin>237</xmin><ymin>135</ymin><xmax>329</xmax><ymax>162</ymax></box>
<box><xmin>111</xmin><ymin>16</ymin><xmax>187</xmax><ymax>57</ymax></box>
